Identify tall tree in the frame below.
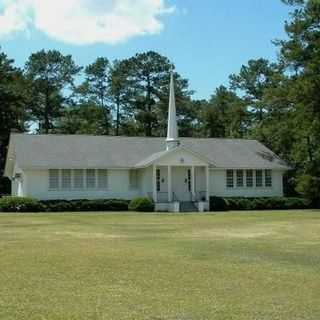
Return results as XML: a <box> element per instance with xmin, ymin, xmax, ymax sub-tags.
<box><xmin>78</xmin><ymin>57</ymin><xmax>111</xmax><ymax>134</ymax></box>
<box><xmin>25</xmin><ymin>50</ymin><xmax>81</xmax><ymax>133</ymax></box>
<box><xmin>121</xmin><ymin>51</ymin><xmax>192</xmax><ymax>136</ymax></box>
<box><xmin>202</xmin><ymin>86</ymin><xmax>247</xmax><ymax>138</ymax></box>
<box><xmin>57</xmin><ymin>104</ymin><xmax>107</xmax><ymax>135</ymax></box>
<box><xmin>275</xmin><ymin>0</ymin><xmax>320</xmax><ymax>202</ymax></box>
<box><xmin>108</xmin><ymin>59</ymin><xmax>132</xmax><ymax>136</ymax></box>
<box><xmin>230</xmin><ymin>59</ymin><xmax>280</xmax><ymax>123</ymax></box>
<box><xmin>0</xmin><ymin>49</ymin><xmax>28</xmax><ymax>194</ymax></box>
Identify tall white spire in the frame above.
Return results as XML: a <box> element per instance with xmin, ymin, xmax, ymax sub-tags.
<box><xmin>166</xmin><ymin>72</ymin><xmax>179</xmax><ymax>150</ymax></box>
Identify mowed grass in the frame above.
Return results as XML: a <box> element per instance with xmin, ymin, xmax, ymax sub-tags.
<box><xmin>0</xmin><ymin>211</ymin><xmax>320</xmax><ymax>320</ymax></box>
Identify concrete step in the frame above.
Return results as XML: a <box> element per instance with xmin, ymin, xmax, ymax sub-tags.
<box><xmin>180</xmin><ymin>201</ymin><xmax>198</xmax><ymax>212</ymax></box>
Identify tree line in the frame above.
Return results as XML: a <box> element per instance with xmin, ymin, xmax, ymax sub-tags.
<box><xmin>0</xmin><ymin>0</ymin><xmax>319</xmax><ymax>204</ymax></box>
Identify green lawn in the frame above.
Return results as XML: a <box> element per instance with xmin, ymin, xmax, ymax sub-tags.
<box><xmin>0</xmin><ymin>211</ymin><xmax>320</xmax><ymax>320</ymax></box>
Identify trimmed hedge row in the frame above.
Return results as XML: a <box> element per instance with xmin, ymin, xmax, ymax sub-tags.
<box><xmin>0</xmin><ymin>197</ymin><xmax>130</xmax><ymax>212</ymax></box>
<box><xmin>41</xmin><ymin>199</ymin><xmax>130</xmax><ymax>212</ymax></box>
<box><xmin>0</xmin><ymin>196</ymin><xmax>312</xmax><ymax>213</ymax></box>
<box><xmin>210</xmin><ymin>196</ymin><xmax>312</xmax><ymax>211</ymax></box>
<box><xmin>0</xmin><ymin>197</ymin><xmax>155</xmax><ymax>213</ymax></box>
<box><xmin>0</xmin><ymin>197</ymin><xmax>45</xmax><ymax>212</ymax></box>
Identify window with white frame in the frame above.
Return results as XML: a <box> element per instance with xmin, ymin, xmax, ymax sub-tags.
<box><xmin>129</xmin><ymin>170</ymin><xmax>138</xmax><ymax>189</ymax></box>
<box><xmin>156</xmin><ymin>169</ymin><xmax>161</xmax><ymax>192</ymax></box>
<box><xmin>61</xmin><ymin>169</ymin><xmax>71</xmax><ymax>189</ymax></box>
<box><xmin>97</xmin><ymin>169</ymin><xmax>108</xmax><ymax>189</ymax></box>
<box><xmin>49</xmin><ymin>169</ymin><xmax>59</xmax><ymax>190</ymax></box>
<box><xmin>86</xmin><ymin>169</ymin><xmax>96</xmax><ymax>189</ymax></box>
<box><xmin>236</xmin><ymin>170</ymin><xmax>244</xmax><ymax>187</ymax></box>
<box><xmin>246</xmin><ymin>170</ymin><xmax>253</xmax><ymax>187</ymax></box>
<box><xmin>256</xmin><ymin>170</ymin><xmax>263</xmax><ymax>187</ymax></box>
<box><xmin>265</xmin><ymin>170</ymin><xmax>272</xmax><ymax>187</ymax></box>
<box><xmin>73</xmin><ymin>169</ymin><xmax>84</xmax><ymax>189</ymax></box>
<box><xmin>226</xmin><ymin>170</ymin><xmax>234</xmax><ymax>188</ymax></box>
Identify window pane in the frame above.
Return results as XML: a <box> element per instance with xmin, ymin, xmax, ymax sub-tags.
<box><xmin>98</xmin><ymin>169</ymin><xmax>108</xmax><ymax>189</ymax></box>
<box><xmin>61</xmin><ymin>169</ymin><xmax>71</xmax><ymax>189</ymax></box>
<box><xmin>246</xmin><ymin>170</ymin><xmax>253</xmax><ymax>187</ymax></box>
<box><xmin>226</xmin><ymin>170</ymin><xmax>234</xmax><ymax>188</ymax></box>
<box><xmin>49</xmin><ymin>169</ymin><xmax>59</xmax><ymax>190</ymax></box>
<box><xmin>86</xmin><ymin>169</ymin><xmax>96</xmax><ymax>189</ymax></box>
<box><xmin>74</xmin><ymin>169</ymin><xmax>84</xmax><ymax>189</ymax></box>
<box><xmin>256</xmin><ymin>170</ymin><xmax>263</xmax><ymax>187</ymax></box>
<box><xmin>236</xmin><ymin>170</ymin><xmax>244</xmax><ymax>187</ymax></box>
<box><xmin>265</xmin><ymin>170</ymin><xmax>272</xmax><ymax>187</ymax></box>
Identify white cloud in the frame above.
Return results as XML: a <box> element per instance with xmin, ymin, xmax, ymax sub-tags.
<box><xmin>0</xmin><ymin>0</ymin><xmax>174</xmax><ymax>45</ymax></box>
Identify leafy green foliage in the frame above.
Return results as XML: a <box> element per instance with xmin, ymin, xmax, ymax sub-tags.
<box><xmin>76</xmin><ymin>57</ymin><xmax>111</xmax><ymax>134</ymax></box>
<box><xmin>0</xmin><ymin>197</ymin><xmax>130</xmax><ymax>212</ymax></box>
<box><xmin>209</xmin><ymin>196</ymin><xmax>229</xmax><ymax>211</ymax></box>
<box><xmin>129</xmin><ymin>197</ymin><xmax>154</xmax><ymax>212</ymax></box>
<box><xmin>209</xmin><ymin>196</ymin><xmax>312</xmax><ymax>211</ymax></box>
<box><xmin>118</xmin><ymin>51</ymin><xmax>193</xmax><ymax>137</ymax></box>
<box><xmin>0</xmin><ymin>197</ymin><xmax>44</xmax><ymax>212</ymax></box>
<box><xmin>25</xmin><ymin>50</ymin><xmax>81</xmax><ymax>133</ymax></box>
<box><xmin>0</xmin><ymin>49</ymin><xmax>28</xmax><ymax>193</ymax></box>
<box><xmin>296</xmin><ymin>174</ymin><xmax>320</xmax><ymax>206</ymax></box>
<box><xmin>40</xmin><ymin>199</ymin><xmax>129</xmax><ymax>212</ymax></box>
<box><xmin>202</xmin><ymin>86</ymin><xmax>248</xmax><ymax>138</ymax></box>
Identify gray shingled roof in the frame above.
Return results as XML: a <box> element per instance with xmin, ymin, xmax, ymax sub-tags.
<box><xmin>5</xmin><ymin>134</ymin><xmax>289</xmax><ymax>175</ymax></box>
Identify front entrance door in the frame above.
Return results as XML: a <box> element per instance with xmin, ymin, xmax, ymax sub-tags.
<box><xmin>172</xmin><ymin>167</ymin><xmax>192</xmax><ymax>201</ymax></box>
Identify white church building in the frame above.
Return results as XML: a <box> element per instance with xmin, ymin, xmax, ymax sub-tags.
<box><xmin>4</xmin><ymin>74</ymin><xmax>289</xmax><ymax>211</ymax></box>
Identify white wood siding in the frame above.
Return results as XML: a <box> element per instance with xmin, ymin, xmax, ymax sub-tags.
<box><xmin>23</xmin><ymin>169</ymin><xmax>141</xmax><ymax>200</ymax></box>
<box><xmin>14</xmin><ymin>167</ymin><xmax>284</xmax><ymax>200</ymax></box>
<box><xmin>209</xmin><ymin>169</ymin><xmax>284</xmax><ymax>197</ymax></box>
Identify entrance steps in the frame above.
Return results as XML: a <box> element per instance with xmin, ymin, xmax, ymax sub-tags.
<box><xmin>180</xmin><ymin>201</ymin><xmax>198</xmax><ymax>212</ymax></box>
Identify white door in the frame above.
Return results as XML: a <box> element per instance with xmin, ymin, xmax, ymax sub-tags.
<box><xmin>172</xmin><ymin>167</ymin><xmax>191</xmax><ymax>201</ymax></box>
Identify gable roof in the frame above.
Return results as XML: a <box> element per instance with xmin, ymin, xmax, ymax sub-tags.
<box><xmin>134</xmin><ymin>145</ymin><xmax>213</xmax><ymax>168</ymax></box>
<box><xmin>4</xmin><ymin>134</ymin><xmax>290</xmax><ymax>177</ymax></box>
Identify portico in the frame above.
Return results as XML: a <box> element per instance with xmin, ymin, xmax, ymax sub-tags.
<box><xmin>152</xmin><ymin>164</ymin><xmax>210</xmax><ymax>204</ymax></box>
<box><xmin>143</xmin><ymin>72</ymin><xmax>211</xmax><ymax>211</ymax></box>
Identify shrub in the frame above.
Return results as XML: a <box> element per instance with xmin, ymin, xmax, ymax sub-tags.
<box><xmin>209</xmin><ymin>196</ymin><xmax>228</xmax><ymax>211</ymax></box>
<box><xmin>283</xmin><ymin>197</ymin><xmax>312</xmax><ymax>209</ymax></box>
<box><xmin>40</xmin><ymin>199</ymin><xmax>129</xmax><ymax>212</ymax></box>
<box><xmin>296</xmin><ymin>174</ymin><xmax>320</xmax><ymax>207</ymax></box>
<box><xmin>129</xmin><ymin>197</ymin><xmax>154</xmax><ymax>212</ymax></box>
<box><xmin>0</xmin><ymin>197</ymin><xmax>44</xmax><ymax>212</ymax></box>
<box><xmin>209</xmin><ymin>196</ymin><xmax>312</xmax><ymax>211</ymax></box>
<box><xmin>40</xmin><ymin>200</ymin><xmax>75</xmax><ymax>212</ymax></box>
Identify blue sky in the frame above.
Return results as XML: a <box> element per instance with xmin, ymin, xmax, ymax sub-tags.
<box><xmin>0</xmin><ymin>0</ymin><xmax>291</xmax><ymax>99</ymax></box>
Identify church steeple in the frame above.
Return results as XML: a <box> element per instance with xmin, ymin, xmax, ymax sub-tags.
<box><xmin>166</xmin><ymin>72</ymin><xmax>179</xmax><ymax>150</ymax></box>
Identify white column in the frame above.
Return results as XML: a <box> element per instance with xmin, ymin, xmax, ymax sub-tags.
<box><xmin>153</xmin><ymin>165</ymin><xmax>157</xmax><ymax>202</ymax></box>
<box><xmin>168</xmin><ymin>166</ymin><xmax>172</xmax><ymax>202</ymax></box>
<box><xmin>191</xmin><ymin>166</ymin><xmax>195</xmax><ymax>200</ymax></box>
<box><xmin>206</xmin><ymin>166</ymin><xmax>210</xmax><ymax>202</ymax></box>
<box><xmin>17</xmin><ymin>180</ymin><xmax>23</xmax><ymax>197</ymax></box>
